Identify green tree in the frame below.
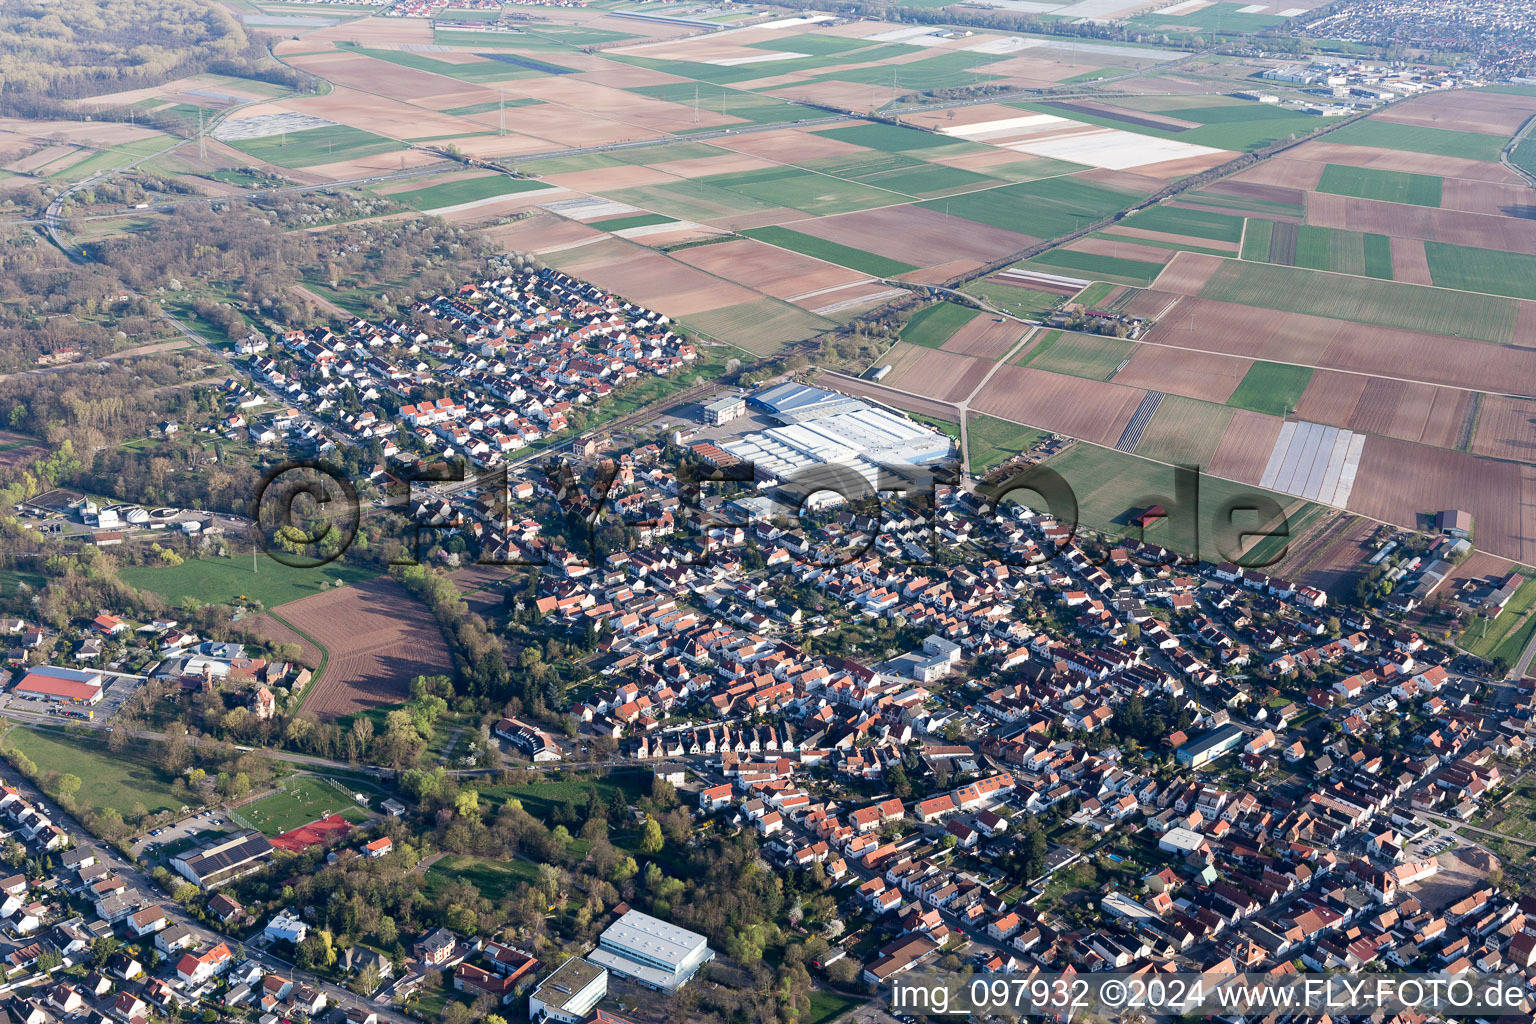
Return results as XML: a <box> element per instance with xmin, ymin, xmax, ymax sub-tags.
<box><xmin>639</xmin><ymin>815</ymin><xmax>664</xmax><ymax>855</ymax></box>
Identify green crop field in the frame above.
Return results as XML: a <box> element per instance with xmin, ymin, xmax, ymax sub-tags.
<box><xmin>1015</xmin><ymin>100</ymin><xmax>1325</xmax><ymax>152</ymax></box>
<box><xmin>603</xmin><ymin>180</ymin><xmax>780</xmax><ymax>222</ymax></box>
<box><xmin>680</xmin><ymin>298</ymin><xmax>833</xmax><ymax>356</ymax></box>
<box><xmin>901</xmin><ymin>301</ymin><xmax>981</xmax><ymax>348</ymax></box>
<box><xmin>225</xmin><ymin>125</ymin><xmax>408</xmax><ymax>169</ymax></box>
<box><xmin>920</xmin><ymin>177</ymin><xmax>1144</xmax><ymax>238</ymax></box>
<box><xmin>1041</xmin><ymin>443</ymin><xmax>1314</xmax><ymax>566</ymax></box>
<box><xmin>442</xmin><ymin>97</ymin><xmax>542</xmax><ymax>117</ymax></box>
<box><xmin>346</xmin><ymin>46</ymin><xmax>572</xmax><ymax>82</ymax></box>
<box><xmin>1027</xmin><ymin>249</ymin><xmax>1163</xmax><ymax>286</ymax></box>
<box><xmin>1120</xmin><ymin>205</ymin><xmax>1245</xmax><ymax>243</ymax></box>
<box><xmin>741</xmin><ymin>225</ymin><xmax>916</xmax><ymax>277</ymax></box>
<box><xmin>1183</xmin><ymin>189</ymin><xmax>1304</xmax><ymax>217</ymax></box>
<box><xmin>1325</xmin><ymin>119</ymin><xmax>1507</xmax><ymax>162</ymax></box>
<box><xmin>1316</xmin><ymin>164</ymin><xmax>1442</xmax><ymax>207</ymax></box>
<box><xmin>1096</xmin><ymin>231</ymin><xmax>1234</xmax><ymax>258</ymax></box>
<box><xmin>1227</xmin><ymin>361</ymin><xmax>1313</xmax><ymax>416</ymax></box>
<box><xmin>242</xmin><ymin>775</ymin><xmax>368</xmax><ymax>836</ymax></box>
<box><xmin>1290</xmin><ymin>226</ymin><xmax>1394</xmax><ymax>278</ymax></box>
<box><xmin>630</xmin><ymin>83</ymin><xmax>815</xmax><ymax>127</ymax></box>
<box><xmin>1023</xmin><ymin>332</ymin><xmax>1134</xmax><ymax>379</ymax></box>
<box><xmin>1132</xmin><ymin>396</ymin><xmax>1234</xmax><ymax>466</ymax></box>
<box><xmin>968</xmin><ymin>414</ymin><xmax>1046</xmax><ymax>475</ymax></box>
<box><xmin>589</xmin><ymin>212</ymin><xmax>675</xmax><ymax>232</ymax></box>
<box><xmin>811</xmin><ymin>50</ymin><xmax>1009</xmax><ymax>92</ymax></box>
<box><xmin>698</xmin><ymin>166</ymin><xmax>899</xmax><ymax>215</ymax></box>
<box><xmin>1424</xmin><ymin>242</ymin><xmax>1536</xmax><ymax>301</ymax></box>
<box><xmin>1200</xmin><ymin>259</ymin><xmax>1518</xmax><ymax>344</ymax></box>
<box><xmin>2</xmin><ymin>727</ymin><xmax>183</xmax><ymax>822</ymax></box>
<box><xmin>122</xmin><ymin>555</ymin><xmax>378</xmax><ymax>608</ymax></box>
<box><xmin>814</xmin><ymin>122</ymin><xmax>974</xmax><ymax>153</ymax></box>
<box><xmin>1127</xmin><ymin>1</ymin><xmax>1286</xmax><ymax>33</ymax></box>
<box><xmin>387</xmin><ymin>174</ymin><xmax>553</xmax><ymax>210</ymax></box>
<box><xmin>1512</xmin><ymin>139</ymin><xmax>1536</xmax><ymax>179</ymax></box>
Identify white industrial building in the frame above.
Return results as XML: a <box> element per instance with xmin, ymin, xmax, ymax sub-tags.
<box><xmin>720</xmin><ymin>400</ymin><xmax>952</xmax><ymax>509</ymax></box>
<box><xmin>587</xmin><ymin>909</ymin><xmax>713</xmax><ymax>992</ymax></box>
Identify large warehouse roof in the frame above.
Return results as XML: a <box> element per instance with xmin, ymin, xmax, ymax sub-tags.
<box><xmin>749</xmin><ymin>383</ymin><xmax>865</xmax><ymax>423</ymax></box>
<box><xmin>601</xmin><ymin>909</ymin><xmax>708</xmax><ymax>969</ymax></box>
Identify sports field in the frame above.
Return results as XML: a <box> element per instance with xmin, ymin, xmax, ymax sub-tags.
<box><xmin>122</xmin><ymin>555</ymin><xmax>377</xmax><ymax>608</ymax></box>
<box><xmin>741</xmin><ymin>225</ymin><xmax>916</xmax><ymax>277</ymax></box>
<box><xmin>1226</xmin><ymin>361</ymin><xmax>1313</xmax><ymax>416</ymax></box>
<box><xmin>241</xmin><ymin>775</ymin><xmax>369</xmax><ymax>837</ymax></box>
<box><xmin>1316</xmin><ymin>164</ymin><xmax>1442</xmax><ymax>207</ymax></box>
<box><xmin>901</xmin><ymin>301</ymin><xmax>981</xmax><ymax>349</ymax></box>
<box><xmin>225</xmin><ymin>125</ymin><xmax>408</xmax><ymax>169</ymax></box>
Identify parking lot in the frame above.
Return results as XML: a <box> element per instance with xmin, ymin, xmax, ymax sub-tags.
<box><xmin>0</xmin><ymin>669</ymin><xmax>144</xmax><ymax>725</ymax></box>
<box><xmin>131</xmin><ymin>807</ymin><xmax>233</xmax><ymax>859</ymax></box>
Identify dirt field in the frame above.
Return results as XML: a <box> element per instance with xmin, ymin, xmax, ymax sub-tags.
<box><xmin>0</xmin><ymin>430</ymin><xmax>47</xmax><ymax>470</ymax></box>
<box><xmin>1470</xmin><ymin>394</ymin><xmax>1536</xmax><ymax>463</ymax></box>
<box><xmin>1291</xmin><ymin>141</ymin><xmax>1519</xmax><ymax>184</ymax></box>
<box><xmin>1268</xmin><ymin>511</ymin><xmax>1377</xmax><ymax>600</ymax></box>
<box><xmin>1113</xmin><ymin>345</ymin><xmax>1251</xmax><ymax>404</ymax></box>
<box><xmin>249</xmin><ymin>611</ymin><xmax>324</xmax><ymax>670</ymax></box>
<box><xmin>1206</xmin><ymin>409</ymin><xmax>1286</xmax><ymax>484</ymax></box>
<box><xmin>820</xmin><ymin>371</ymin><xmax>961</xmax><ymax>424</ymax></box>
<box><xmin>275</xmin><ymin>576</ymin><xmax>453</xmax><ymax>720</ymax></box>
<box><xmin>549</xmin><ymin>237</ymin><xmax>761</xmax><ymax>315</ymax></box>
<box><xmin>478</xmin><ymin>211</ymin><xmax>606</xmax><ymax>253</ymax></box>
<box><xmin>1231</xmin><ymin>156</ymin><xmax>1324</xmax><ymax>191</ymax></box>
<box><xmin>881</xmin><ymin>344</ymin><xmax>992</xmax><ymax>403</ymax></box>
<box><xmin>673</xmin><ymin>238</ymin><xmax>865</xmax><ymax>299</ymax></box>
<box><xmin>1150</xmin><ymin>251</ymin><xmax>1224</xmax><ymax>293</ymax></box>
<box><xmin>1292</xmin><ymin>371</ymin><xmax>1471</xmax><ymax>449</ymax></box>
<box><xmin>1141</xmin><ymin>297</ymin><xmax>1536</xmax><ymax>397</ymax></box>
<box><xmin>971</xmin><ymin>365</ymin><xmax>1146</xmax><ymax>447</ymax></box>
<box><xmin>1108</xmin><ymin>224</ymin><xmax>1240</xmax><ymax>252</ymax></box>
<box><xmin>1390</xmin><ymin>236</ymin><xmax>1434</xmax><ymax>285</ymax></box>
<box><xmin>940</xmin><ymin>315</ymin><xmax>1029</xmax><ymax>359</ymax></box>
<box><xmin>1376</xmin><ymin>89</ymin><xmax>1535</xmax><ymax>136</ymax></box>
<box><xmin>1305</xmin><ymin>192</ymin><xmax>1536</xmax><ymax>253</ymax></box>
<box><xmin>1070</xmin><ymin>236</ymin><xmax>1174</xmax><ymax>264</ymax></box>
<box><xmin>1347</xmin><ymin>437</ymin><xmax>1536</xmax><ymax>564</ymax></box>
<box><xmin>787</xmin><ymin>205</ymin><xmax>1038</xmax><ymax>266</ymax></box>
<box><xmin>719</xmin><ymin>127</ymin><xmax>875</xmax><ymax>163</ymax></box>
<box><xmin>1204</xmin><ymin>179</ymin><xmax>1308</xmax><ymax>208</ymax></box>
<box><xmin>1439</xmin><ymin>177</ymin><xmax>1536</xmax><ymax>217</ymax></box>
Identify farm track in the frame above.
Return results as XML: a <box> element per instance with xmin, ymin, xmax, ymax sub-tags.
<box><xmin>1456</xmin><ymin>393</ymin><xmax>1483</xmax><ymax>452</ymax></box>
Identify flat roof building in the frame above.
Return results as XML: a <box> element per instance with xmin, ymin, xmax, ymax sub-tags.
<box><xmin>1175</xmin><ymin>722</ymin><xmax>1246</xmax><ymax>768</ymax></box>
<box><xmin>529</xmin><ymin>956</ymin><xmax>607</xmax><ymax>1024</ymax></box>
<box><xmin>702</xmin><ymin>394</ymin><xmax>745</xmax><ymax>426</ymax></box>
<box><xmin>171</xmin><ymin>830</ymin><xmax>274</xmax><ymax>889</ymax></box>
<box><xmin>588</xmin><ymin>909</ymin><xmax>713</xmax><ymax>992</ymax></box>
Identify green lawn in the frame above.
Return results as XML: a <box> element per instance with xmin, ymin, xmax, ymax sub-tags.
<box><xmin>478</xmin><ymin>770</ymin><xmax>650</xmax><ymax>823</ymax></box>
<box><xmin>1199</xmin><ymin>259</ymin><xmax>1519</xmax><ymax>345</ymax></box>
<box><xmin>964</xmin><ymin>280</ymin><xmax>1065</xmax><ymax>319</ymax></box>
<box><xmin>1227</xmin><ymin>361</ymin><xmax>1313</xmax><ymax>416</ymax></box>
<box><xmin>900</xmin><ymin>301</ymin><xmax>981</xmax><ymax>348</ymax></box>
<box><xmin>1324</xmin><ymin>119</ymin><xmax>1507</xmax><ymax>162</ymax></box>
<box><xmin>121</xmin><ymin>555</ymin><xmax>378</xmax><ymax>609</ymax></box>
<box><xmin>2</xmin><ymin>727</ymin><xmax>183</xmax><ymax>821</ymax></box>
<box><xmin>1462</xmin><ymin>577</ymin><xmax>1536</xmax><ymax>664</ymax></box>
<box><xmin>387</xmin><ymin>174</ymin><xmax>554</xmax><ymax>211</ymax></box>
<box><xmin>424</xmin><ymin>853</ymin><xmax>541</xmax><ymax>901</ymax></box>
<box><xmin>224</xmin><ymin>126</ymin><xmax>408</xmax><ymax>169</ymax></box>
<box><xmin>241</xmin><ymin>775</ymin><xmax>368</xmax><ymax>836</ymax></box>
<box><xmin>968</xmin><ymin>414</ymin><xmax>1046</xmax><ymax>475</ymax></box>
<box><xmin>741</xmin><ymin>225</ymin><xmax>916</xmax><ymax>277</ymax></box>
<box><xmin>806</xmin><ymin>989</ymin><xmax>864</xmax><ymax>1024</ymax></box>
<box><xmin>1424</xmin><ymin>242</ymin><xmax>1536</xmax><ymax>301</ymax></box>
<box><xmin>1316</xmin><ymin>164</ymin><xmax>1442</xmax><ymax>207</ymax></box>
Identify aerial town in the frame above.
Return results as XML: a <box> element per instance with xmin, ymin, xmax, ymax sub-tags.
<box><xmin>4</xmin><ymin>0</ymin><xmax>1536</xmax><ymax>1021</ymax></box>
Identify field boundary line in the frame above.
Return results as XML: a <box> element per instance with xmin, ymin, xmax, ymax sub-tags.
<box><xmin>266</xmin><ymin>609</ymin><xmax>330</xmax><ymax>711</ymax></box>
